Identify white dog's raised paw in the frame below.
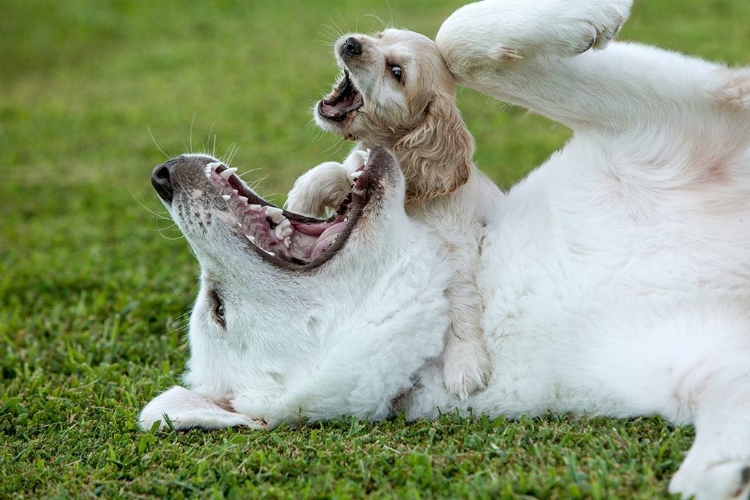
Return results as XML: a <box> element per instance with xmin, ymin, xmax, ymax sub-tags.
<box><xmin>669</xmin><ymin>460</ymin><xmax>750</xmax><ymax>500</ymax></box>
<box><xmin>437</xmin><ymin>0</ymin><xmax>632</xmax><ymax>73</ymax></box>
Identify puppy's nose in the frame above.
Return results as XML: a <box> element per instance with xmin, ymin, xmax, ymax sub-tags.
<box><xmin>342</xmin><ymin>37</ymin><xmax>362</xmax><ymax>57</ymax></box>
<box><xmin>151</xmin><ymin>160</ymin><xmax>177</xmax><ymax>203</ymax></box>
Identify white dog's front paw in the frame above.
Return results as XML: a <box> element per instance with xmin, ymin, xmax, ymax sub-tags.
<box><xmin>438</xmin><ymin>0</ymin><xmax>632</xmax><ymax>73</ymax></box>
<box><xmin>669</xmin><ymin>460</ymin><xmax>750</xmax><ymax>500</ymax></box>
<box><xmin>286</xmin><ymin>161</ymin><xmax>351</xmax><ymax>218</ymax></box>
<box><xmin>138</xmin><ymin>386</ymin><xmax>267</xmax><ymax>431</ymax></box>
<box><xmin>442</xmin><ymin>332</ymin><xmax>492</xmax><ymax>401</ymax></box>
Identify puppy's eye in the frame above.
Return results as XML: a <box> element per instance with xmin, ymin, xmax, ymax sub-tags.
<box><xmin>390</xmin><ymin>65</ymin><xmax>403</xmax><ymax>82</ymax></box>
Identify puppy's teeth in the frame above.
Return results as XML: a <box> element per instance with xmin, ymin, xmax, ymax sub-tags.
<box><xmin>238</xmin><ymin>196</ymin><xmax>248</xmax><ymax>203</ymax></box>
<box><xmin>274</xmin><ymin>225</ymin><xmax>285</xmax><ymax>240</ymax></box>
<box><xmin>221</xmin><ymin>194</ymin><xmax>231</xmax><ymax>201</ymax></box>
<box><xmin>219</xmin><ymin>167</ymin><xmax>238</xmax><ymax>180</ymax></box>
<box><xmin>207</xmin><ymin>161</ymin><xmax>223</xmax><ymax>169</ymax></box>
<box><xmin>283</xmin><ymin>236</ymin><xmax>291</xmax><ymax>248</ymax></box>
<box><xmin>351</xmin><ymin>171</ymin><xmax>363</xmax><ymax>180</ymax></box>
<box><xmin>246</xmin><ymin>235</ymin><xmax>256</xmax><ymax>243</ymax></box>
<box><xmin>248</xmin><ymin>204</ymin><xmax>262</xmax><ymax>212</ymax></box>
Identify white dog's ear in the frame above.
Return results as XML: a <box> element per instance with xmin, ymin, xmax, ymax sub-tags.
<box><xmin>393</xmin><ymin>93</ymin><xmax>474</xmax><ymax>203</ymax></box>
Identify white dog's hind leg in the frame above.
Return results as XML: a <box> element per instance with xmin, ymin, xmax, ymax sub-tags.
<box><xmin>436</xmin><ymin>0</ymin><xmax>745</xmax><ymax>133</ymax></box>
<box><xmin>582</xmin><ymin>303</ymin><xmax>750</xmax><ymax>500</ymax></box>
<box><xmin>138</xmin><ymin>386</ymin><xmax>267</xmax><ymax>431</ymax></box>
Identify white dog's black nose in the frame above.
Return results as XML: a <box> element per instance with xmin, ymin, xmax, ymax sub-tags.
<box><xmin>151</xmin><ymin>159</ymin><xmax>178</xmax><ymax>203</ymax></box>
<box><xmin>342</xmin><ymin>37</ymin><xmax>362</xmax><ymax>57</ymax></box>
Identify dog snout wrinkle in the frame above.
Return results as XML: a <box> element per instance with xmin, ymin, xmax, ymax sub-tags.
<box><xmin>151</xmin><ymin>160</ymin><xmax>178</xmax><ymax>203</ymax></box>
<box><xmin>342</xmin><ymin>37</ymin><xmax>362</xmax><ymax>57</ymax></box>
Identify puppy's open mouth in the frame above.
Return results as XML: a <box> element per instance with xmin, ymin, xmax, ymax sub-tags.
<box><xmin>204</xmin><ymin>159</ymin><xmax>372</xmax><ymax>269</ymax></box>
<box><xmin>317</xmin><ymin>70</ymin><xmax>364</xmax><ymax>122</ymax></box>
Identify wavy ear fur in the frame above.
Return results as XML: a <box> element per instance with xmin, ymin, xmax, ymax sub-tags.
<box><xmin>392</xmin><ymin>93</ymin><xmax>474</xmax><ymax>203</ymax></box>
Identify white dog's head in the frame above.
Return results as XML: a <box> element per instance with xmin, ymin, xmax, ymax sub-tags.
<box><xmin>149</xmin><ymin>148</ymin><xmax>450</xmax><ymax>426</ymax></box>
<box><xmin>315</xmin><ymin>29</ymin><xmax>475</xmax><ymax>203</ymax></box>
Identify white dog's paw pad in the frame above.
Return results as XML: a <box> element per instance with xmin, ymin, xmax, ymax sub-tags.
<box><xmin>717</xmin><ymin>71</ymin><xmax>750</xmax><ymax>109</ymax></box>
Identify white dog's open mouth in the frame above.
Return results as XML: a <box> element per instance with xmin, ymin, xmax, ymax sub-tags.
<box><xmin>203</xmin><ymin>160</ymin><xmax>372</xmax><ymax>269</ymax></box>
<box><xmin>317</xmin><ymin>70</ymin><xmax>364</xmax><ymax>122</ymax></box>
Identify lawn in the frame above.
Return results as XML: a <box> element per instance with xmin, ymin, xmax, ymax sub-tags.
<box><xmin>1</xmin><ymin>0</ymin><xmax>749</xmax><ymax>498</ymax></box>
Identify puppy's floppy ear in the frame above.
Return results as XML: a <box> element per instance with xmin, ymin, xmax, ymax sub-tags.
<box><xmin>393</xmin><ymin>92</ymin><xmax>474</xmax><ymax>203</ymax></box>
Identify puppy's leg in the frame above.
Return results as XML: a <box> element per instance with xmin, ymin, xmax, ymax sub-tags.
<box><xmin>443</xmin><ymin>277</ymin><xmax>491</xmax><ymax>400</ymax></box>
<box><xmin>285</xmin><ymin>149</ymin><xmax>367</xmax><ymax>218</ymax></box>
<box><xmin>285</xmin><ymin>161</ymin><xmax>351</xmax><ymax>218</ymax></box>
<box><xmin>441</xmin><ymin>242</ymin><xmax>491</xmax><ymax>400</ymax></box>
<box><xmin>437</xmin><ymin>0</ymin><xmax>748</xmax><ymax>132</ymax></box>
<box><xmin>138</xmin><ymin>386</ymin><xmax>266</xmax><ymax>431</ymax></box>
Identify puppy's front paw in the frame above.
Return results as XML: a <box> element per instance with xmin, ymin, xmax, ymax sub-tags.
<box><xmin>442</xmin><ymin>332</ymin><xmax>492</xmax><ymax>401</ymax></box>
<box><xmin>286</xmin><ymin>161</ymin><xmax>351</xmax><ymax>218</ymax></box>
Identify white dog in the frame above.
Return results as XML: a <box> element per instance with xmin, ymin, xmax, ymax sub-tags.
<box><xmin>285</xmin><ymin>28</ymin><xmax>498</xmax><ymax>400</ymax></box>
<box><xmin>141</xmin><ymin>1</ymin><xmax>750</xmax><ymax>498</ymax></box>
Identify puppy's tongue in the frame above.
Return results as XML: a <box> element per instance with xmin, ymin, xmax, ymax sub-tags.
<box><xmin>321</xmin><ymin>92</ymin><xmax>363</xmax><ymax>116</ymax></box>
<box><xmin>311</xmin><ymin>221</ymin><xmax>347</xmax><ymax>260</ymax></box>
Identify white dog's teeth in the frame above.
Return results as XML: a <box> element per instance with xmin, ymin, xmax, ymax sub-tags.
<box><xmin>248</xmin><ymin>204</ymin><xmax>262</xmax><ymax>212</ymax></box>
<box><xmin>274</xmin><ymin>225</ymin><xmax>285</xmax><ymax>240</ymax></box>
<box><xmin>351</xmin><ymin>171</ymin><xmax>363</xmax><ymax>180</ymax></box>
<box><xmin>238</xmin><ymin>196</ymin><xmax>248</xmax><ymax>204</ymax></box>
<box><xmin>221</xmin><ymin>194</ymin><xmax>231</xmax><ymax>201</ymax></box>
<box><xmin>219</xmin><ymin>167</ymin><xmax>238</xmax><ymax>180</ymax></box>
<box><xmin>246</xmin><ymin>235</ymin><xmax>256</xmax><ymax>243</ymax></box>
<box><xmin>355</xmin><ymin>150</ymin><xmax>369</xmax><ymax>162</ymax></box>
<box><xmin>206</xmin><ymin>161</ymin><xmax>223</xmax><ymax>169</ymax></box>
<box><xmin>283</xmin><ymin>236</ymin><xmax>291</xmax><ymax>248</ymax></box>
<box><xmin>266</xmin><ymin>207</ymin><xmax>285</xmax><ymax>224</ymax></box>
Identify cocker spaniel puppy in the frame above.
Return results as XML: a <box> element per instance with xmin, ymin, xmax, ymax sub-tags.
<box><xmin>286</xmin><ymin>29</ymin><xmax>501</xmax><ymax>399</ymax></box>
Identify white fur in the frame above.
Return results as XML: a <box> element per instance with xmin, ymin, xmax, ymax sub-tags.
<box><xmin>141</xmin><ymin>1</ymin><xmax>750</xmax><ymax>498</ymax></box>
<box><xmin>287</xmin><ymin>29</ymin><xmax>497</xmax><ymax>399</ymax></box>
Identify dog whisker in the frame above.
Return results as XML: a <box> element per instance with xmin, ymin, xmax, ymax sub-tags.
<box><xmin>148</xmin><ymin>127</ymin><xmax>171</xmax><ymax>160</ymax></box>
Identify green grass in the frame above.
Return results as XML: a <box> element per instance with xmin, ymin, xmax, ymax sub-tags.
<box><xmin>1</xmin><ymin>0</ymin><xmax>748</xmax><ymax>498</ymax></box>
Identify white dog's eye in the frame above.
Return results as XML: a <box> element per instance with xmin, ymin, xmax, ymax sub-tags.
<box><xmin>390</xmin><ymin>64</ymin><xmax>403</xmax><ymax>82</ymax></box>
<box><xmin>216</xmin><ymin>303</ymin><xmax>226</xmax><ymax>323</ymax></box>
<box><xmin>209</xmin><ymin>289</ymin><xmax>226</xmax><ymax>328</ymax></box>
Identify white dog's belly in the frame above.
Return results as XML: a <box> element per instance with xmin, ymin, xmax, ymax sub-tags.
<box><xmin>406</xmin><ymin>139</ymin><xmax>750</xmax><ymax>420</ymax></box>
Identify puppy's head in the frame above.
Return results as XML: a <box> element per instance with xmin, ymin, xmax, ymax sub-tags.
<box><xmin>315</xmin><ymin>29</ymin><xmax>474</xmax><ymax>203</ymax></box>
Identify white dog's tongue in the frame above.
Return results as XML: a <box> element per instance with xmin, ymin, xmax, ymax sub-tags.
<box><xmin>311</xmin><ymin>221</ymin><xmax>346</xmax><ymax>260</ymax></box>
